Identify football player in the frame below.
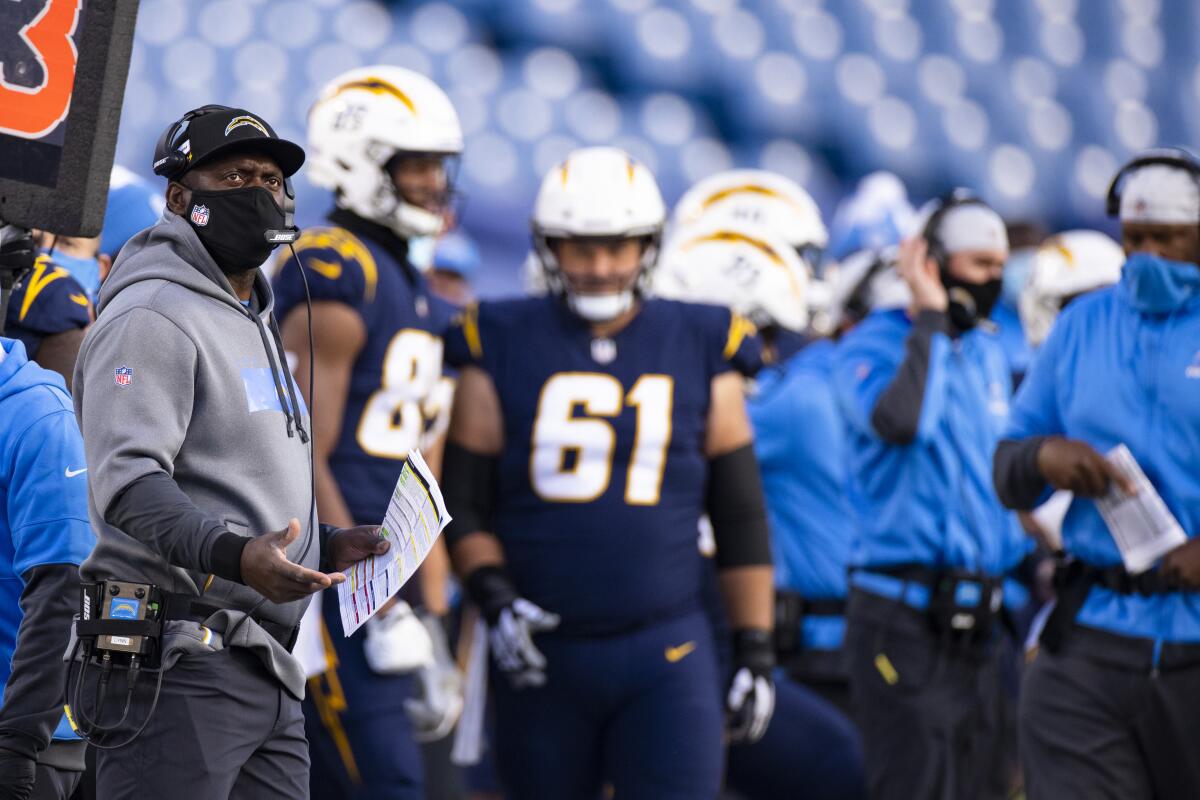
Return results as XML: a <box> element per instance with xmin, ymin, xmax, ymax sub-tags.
<box><xmin>5</xmin><ymin>251</ymin><xmax>94</xmax><ymax>389</ymax></box>
<box><xmin>1018</xmin><ymin>229</ymin><xmax>1124</xmax><ymax>349</ymax></box>
<box><xmin>272</xmin><ymin>66</ymin><xmax>463</xmax><ymax>800</ymax></box>
<box><xmin>656</xmin><ymin>223</ymin><xmax>867</xmax><ymax>800</ymax></box>
<box><xmin>441</xmin><ymin>147</ymin><xmax>776</xmax><ymax>799</ymax></box>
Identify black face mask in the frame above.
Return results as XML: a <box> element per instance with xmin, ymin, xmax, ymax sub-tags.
<box><xmin>943</xmin><ymin>270</ymin><xmax>1002</xmax><ymax>331</ymax></box>
<box><xmin>182</xmin><ymin>186</ymin><xmax>286</xmax><ymax>276</ymax></box>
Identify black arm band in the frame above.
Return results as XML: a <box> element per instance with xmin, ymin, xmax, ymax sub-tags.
<box><xmin>993</xmin><ymin>436</ymin><xmax>1051</xmax><ymax>510</ymax></box>
<box><xmin>707</xmin><ymin>444</ymin><xmax>772</xmax><ymax>570</ymax></box>
<box><xmin>731</xmin><ymin>628</ymin><xmax>776</xmax><ymax>673</ymax></box>
<box><xmin>442</xmin><ymin>442</ymin><xmax>499</xmax><ymax>547</ymax></box>
<box><xmin>464</xmin><ymin>565</ymin><xmax>519</xmax><ymax>625</ymax></box>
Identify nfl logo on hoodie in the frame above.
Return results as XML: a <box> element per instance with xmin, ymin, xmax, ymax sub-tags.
<box><xmin>190</xmin><ymin>204</ymin><xmax>210</xmax><ymax>227</ymax></box>
<box><xmin>114</xmin><ymin>366</ymin><xmax>133</xmax><ymax>387</ymax></box>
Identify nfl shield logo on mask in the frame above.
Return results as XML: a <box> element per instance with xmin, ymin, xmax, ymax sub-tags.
<box><xmin>114</xmin><ymin>366</ymin><xmax>133</xmax><ymax>387</ymax></box>
<box><xmin>190</xmin><ymin>204</ymin><xmax>210</xmax><ymax>227</ymax></box>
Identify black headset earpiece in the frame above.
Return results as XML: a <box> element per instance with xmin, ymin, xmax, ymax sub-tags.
<box><xmin>842</xmin><ymin>251</ymin><xmax>889</xmax><ymax>325</ymax></box>
<box><xmin>1105</xmin><ymin>147</ymin><xmax>1200</xmax><ymax>218</ymax></box>
<box><xmin>152</xmin><ymin>104</ymin><xmax>236</xmax><ymax>180</ymax></box>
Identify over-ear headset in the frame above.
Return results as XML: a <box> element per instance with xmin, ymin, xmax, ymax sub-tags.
<box><xmin>842</xmin><ymin>250</ymin><xmax>889</xmax><ymax>326</ymax></box>
<box><xmin>921</xmin><ymin>189</ymin><xmax>987</xmax><ymax>270</ymax></box>
<box><xmin>151</xmin><ymin>104</ymin><xmax>235</xmax><ymax>180</ymax></box>
<box><xmin>1105</xmin><ymin>147</ymin><xmax>1200</xmax><ymax>219</ymax></box>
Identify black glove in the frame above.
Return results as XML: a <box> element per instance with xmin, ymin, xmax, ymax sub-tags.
<box><xmin>466</xmin><ymin>566</ymin><xmax>559</xmax><ymax>689</ymax></box>
<box><xmin>0</xmin><ymin>746</ymin><xmax>36</xmax><ymax>800</ymax></box>
<box><xmin>726</xmin><ymin>629</ymin><xmax>776</xmax><ymax>745</ymax></box>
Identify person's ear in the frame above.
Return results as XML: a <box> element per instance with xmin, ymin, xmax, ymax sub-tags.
<box><xmin>98</xmin><ymin>253</ymin><xmax>113</xmax><ymax>283</ymax></box>
<box><xmin>165</xmin><ymin>181</ymin><xmax>190</xmax><ymax>216</ymax></box>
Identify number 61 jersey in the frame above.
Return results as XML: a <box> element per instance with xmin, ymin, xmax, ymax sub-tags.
<box><xmin>445</xmin><ymin>295</ymin><xmax>761</xmax><ymax>633</ymax></box>
<box><xmin>273</xmin><ymin>217</ymin><xmax>456</xmax><ymax>526</ymax></box>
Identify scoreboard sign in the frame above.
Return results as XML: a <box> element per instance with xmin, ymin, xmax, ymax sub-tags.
<box><xmin>0</xmin><ymin>0</ymin><xmax>139</xmax><ymax>236</ymax></box>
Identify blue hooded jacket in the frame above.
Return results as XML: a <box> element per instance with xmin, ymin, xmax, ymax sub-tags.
<box><xmin>833</xmin><ymin>310</ymin><xmax>1026</xmax><ymax>582</ymax></box>
<box><xmin>0</xmin><ymin>339</ymin><xmax>94</xmax><ymax>742</ymax></box>
<box><xmin>749</xmin><ymin>340</ymin><xmax>854</xmax><ymax>649</ymax></box>
<box><xmin>1003</xmin><ymin>283</ymin><xmax>1200</xmax><ymax>642</ymax></box>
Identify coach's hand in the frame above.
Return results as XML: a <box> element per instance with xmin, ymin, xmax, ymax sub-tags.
<box><xmin>242</xmin><ymin>518</ymin><xmax>345</xmax><ymax>603</ymax></box>
<box><xmin>327</xmin><ymin>525</ymin><xmax>390</xmax><ymax>572</ymax></box>
<box><xmin>726</xmin><ymin>629</ymin><xmax>776</xmax><ymax>745</ymax></box>
<box><xmin>898</xmin><ymin>236</ymin><xmax>948</xmax><ymax>313</ymax></box>
<box><xmin>0</xmin><ymin>746</ymin><xmax>35</xmax><ymax>800</ymax></box>
<box><xmin>1036</xmin><ymin>437</ymin><xmax>1137</xmax><ymax>498</ymax></box>
<box><xmin>1163</xmin><ymin>539</ymin><xmax>1200</xmax><ymax>589</ymax></box>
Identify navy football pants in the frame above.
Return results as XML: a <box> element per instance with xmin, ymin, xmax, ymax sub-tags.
<box><xmin>490</xmin><ymin>609</ymin><xmax>724</xmax><ymax>800</ymax></box>
<box><xmin>725</xmin><ymin>671</ymin><xmax>867</xmax><ymax>800</ymax></box>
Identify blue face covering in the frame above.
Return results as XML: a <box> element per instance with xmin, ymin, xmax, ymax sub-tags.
<box><xmin>1121</xmin><ymin>252</ymin><xmax>1200</xmax><ymax>314</ymax></box>
<box><xmin>1001</xmin><ymin>248</ymin><xmax>1034</xmax><ymax>310</ymax></box>
<box><xmin>44</xmin><ymin>250</ymin><xmax>101</xmax><ymax>299</ymax></box>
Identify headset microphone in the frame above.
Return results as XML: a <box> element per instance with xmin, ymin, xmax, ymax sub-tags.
<box><xmin>265</xmin><ymin>177</ymin><xmax>300</xmax><ymax>244</ymax></box>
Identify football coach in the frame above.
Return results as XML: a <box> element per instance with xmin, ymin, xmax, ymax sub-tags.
<box><xmin>72</xmin><ymin>105</ymin><xmax>387</xmax><ymax>798</ymax></box>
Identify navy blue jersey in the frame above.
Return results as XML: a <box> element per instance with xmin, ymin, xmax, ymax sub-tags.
<box><xmin>273</xmin><ymin>217</ymin><xmax>456</xmax><ymax>526</ymax></box>
<box><xmin>445</xmin><ymin>296</ymin><xmax>761</xmax><ymax>630</ymax></box>
<box><xmin>5</xmin><ymin>256</ymin><xmax>91</xmax><ymax>358</ymax></box>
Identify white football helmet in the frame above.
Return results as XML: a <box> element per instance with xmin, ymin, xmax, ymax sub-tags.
<box><xmin>308</xmin><ymin>66</ymin><xmax>463</xmax><ymax>239</ymax></box>
<box><xmin>671</xmin><ymin>169</ymin><xmax>831</xmax><ymax>331</ymax></box>
<box><xmin>532</xmin><ymin>146</ymin><xmax>666</xmax><ymax>322</ymax></box>
<box><xmin>1019</xmin><ymin>229</ymin><xmax>1124</xmax><ymax>347</ymax></box>
<box><xmin>670</xmin><ymin>169</ymin><xmax>828</xmax><ymax>264</ymax></box>
<box><xmin>654</xmin><ymin>223</ymin><xmax>809</xmax><ymax>332</ymax></box>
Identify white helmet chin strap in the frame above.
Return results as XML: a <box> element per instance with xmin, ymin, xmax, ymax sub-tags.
<box><xmin>567</xmin><ymin>291</ymin><xmax>635</xmax><ymax>322</ymax></box>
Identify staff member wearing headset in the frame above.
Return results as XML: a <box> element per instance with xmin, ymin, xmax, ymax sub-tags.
<box><xmin>995</xmin><ymin>149</ymin><xmax>1200</xmax><ymax>800</ymax></box>
<box><xmin>832</xmin><ymin>193</ymin><xmax>1024</xmax><ymax>800</ymax></box>
<box><xmin>73</xmin><ymin>105</ymin><xmax>386</xmax><ymax>798</ymax></box>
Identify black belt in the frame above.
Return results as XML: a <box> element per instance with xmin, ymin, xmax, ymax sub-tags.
<box><xmin>857</xmin><ymin>563</ymin><xmax>1005</xmax><ymax>640</ymax></box>
<box><xmin>162</xmin><ymin>593</ymin><xmax>298</xmax><ymax>652</ymax></box>
<box><xmin>774</xmin><ymin>590</ymin><xmax>847</xmax><ymax>656</ymax></box>
<box><xmin>1040</xmin><ymin>560</ymin><xmax>1194</xmax><ymax>654</ymax></box>
<box><xmin>775</xmin><ymin>590</ymin><xmax>846</xmax><ymax>618</ymax></box>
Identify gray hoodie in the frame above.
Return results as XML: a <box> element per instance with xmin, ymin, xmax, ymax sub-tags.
<box><xmin>73</xmin><ymin>211</ymin><xmax>317</xmax><ymax>692</ymax></box>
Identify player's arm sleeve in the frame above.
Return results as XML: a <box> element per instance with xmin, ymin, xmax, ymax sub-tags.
<box><xmin>0</xmin><ymin>410</ymin><xmax>95</xmax><ymax>758</ymax></box>
<box><xmin>77</xmin><ymin>308</ymin><xmax>238</xmax><ymax>578</ymax></box>
<box><xmin>993</xmin><ymin>323</ymin><xmax>1067</xmax><ymax>510</ymax></box>
<box><xmin>707</xmin><ymin>444</ymin><xmax>772</xmax><ymax>569</ymax></box>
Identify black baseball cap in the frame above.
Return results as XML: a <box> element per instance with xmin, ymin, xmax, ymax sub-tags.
<box><xmin>152</xmin><ymin>105</ymin><xmax>306</xmax><ymax>180</ymax></box>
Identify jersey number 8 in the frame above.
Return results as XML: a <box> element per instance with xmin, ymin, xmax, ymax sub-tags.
<box><xmin>530</xmin><ymin>372</ymin><xmax>673</xmax><ymax>506</ymax></box>
<box><xmin>357</xmin><ymin>329</ymin><xmax>444</xmax><ymax>459</ymax></box>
